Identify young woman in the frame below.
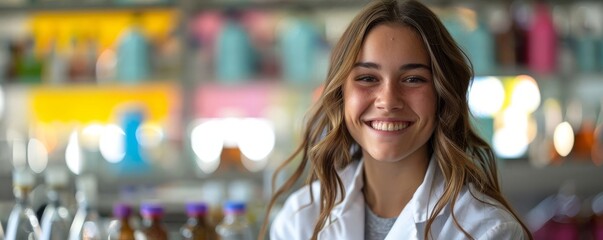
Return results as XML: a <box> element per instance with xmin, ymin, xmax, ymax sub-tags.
<box><xmin>261</xmin><ymin>0</ymin><xmax>533</xmax><ymax>239</ymax></box>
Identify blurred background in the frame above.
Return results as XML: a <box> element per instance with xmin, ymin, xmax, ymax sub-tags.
<box><xmin>0</xmin><ymin>0</ymin><xmax>602</xmax><ymax>239</ymax></box>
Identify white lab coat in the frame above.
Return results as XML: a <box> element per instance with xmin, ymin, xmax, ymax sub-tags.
<box><xmin>270</xmin><ymin>157</ymin><xmax>527</xmax><ymax>240</ymax></box>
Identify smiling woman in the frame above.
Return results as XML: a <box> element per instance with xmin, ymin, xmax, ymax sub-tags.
<box><xmin>260</xmin><ymin>0</ymin><xmax>533</xmax><ymax>240</ymax></box>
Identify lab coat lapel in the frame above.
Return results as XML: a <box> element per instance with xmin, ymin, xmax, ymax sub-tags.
<box><xmin>318</xmin><ymin>193</ymin><xmax>365</xmax><ymax>240</ymax></box>
<box><xmin>318</xmin><ymin>160</ymin><xmax>365</xmax><ymax>240</ymax></box>
<box><xmin>385</xmin><ymin>157</ymin><xmax>442</xmax><ymax>240</ymax></box>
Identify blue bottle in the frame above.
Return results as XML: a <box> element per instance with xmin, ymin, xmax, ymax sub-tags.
<box><xmin>117</xmin><ymin>19</ymin><xmax>150</xmax><ymax>83</ymax></box>
<box><xmin>466</xmin><ymin>21</ymin><xmax>495</xmax><ymax>75</ymax></box>
<box><xmin>215</xmin><ymin>16</ymin><xmax>255</xmax><ymax>83</ymax></box>
<box><xmin>279</xmin><ymin>16</ymin><xmax>320</xmax><ymax>83</ymax></box>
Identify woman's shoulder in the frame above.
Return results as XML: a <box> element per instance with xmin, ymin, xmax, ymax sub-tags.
<box><xmin>270</xmin><ymin>182</ymin><xmax>321</xmax><ymax>240</ymax></box>
<box><xmin>270</xmin><ymin>161</ymin><xmax>362</xmax><ymax>240</ymax></box>
<box><xmin>447</xmin><ymin>184</ymin><xmax>527</xmax><ymax>239</ymax></box>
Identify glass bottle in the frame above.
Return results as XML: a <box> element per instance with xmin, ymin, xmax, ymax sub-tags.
<box><xmin>180</xmin><ymin>202</ymin><xmax>215</xmax><ymax>240</ymax></box>
<box><xmin>137</xmin><ymin>203</ymin><xmax>168</xmax><ymax>240</ymax></box>
<box><xmin>68</xmin><ymin>174</ymin><xmax>103</xmax><ymax>240</ymax></box>
<box><xmin>107</xmin><ymin>203</ymin><xmax>135</xmax><ymax>240</ymax></box>
<box><xmin>41</xmin><ymin>167</ymin><xmax>72</xmax><ymax>240</ymax></box>
<box><xmin>5</xmin><ymin>169</ymin><xmax>42</xmax><ymax>240</ymax></box>
<box><xmin>215</xmin><ymin>201</ymin><xmax>253</xmax><ymax>240</ymax></box>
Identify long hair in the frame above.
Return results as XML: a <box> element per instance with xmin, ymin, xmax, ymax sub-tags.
<box><xmin>260</xmin><ymin>0</ymin><xmax>533</xmax><ymax>239</ymax></box>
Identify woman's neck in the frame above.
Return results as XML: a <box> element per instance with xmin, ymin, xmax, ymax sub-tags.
<box><xmin>362</xmin><ymin>153</ymin><xmax>429</xmax><ymax>218</ymax></box>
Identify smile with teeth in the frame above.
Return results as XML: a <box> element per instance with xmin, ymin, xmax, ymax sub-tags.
<box><xmin>370</xmin><ymin>121</ymin><xmax>410</xmax><ymax>131</ymax></box>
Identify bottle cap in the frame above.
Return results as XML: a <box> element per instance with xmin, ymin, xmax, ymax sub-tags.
<box><xmin>140</xmin><ymin>203</ymin><xmax>164</xmax><ymax>217</ymax></box>
<box><xmin>223</xmin><ymin>201</ymin><xmax>246</xmax><ymax>215</ymax></box>
<box><xmin>185</xmin><ymin>202</ymin><xmax>208</xmax><ymax>216</ymax></box>
<box><xmin>113</xmin><ymin>203</ymin><xmax>133</xmax><ymax>218</ymax></box>
<box><xmin>13</xmin><ymin>168</ymin><xmax>35</xmax><ymax>187</ymax></box>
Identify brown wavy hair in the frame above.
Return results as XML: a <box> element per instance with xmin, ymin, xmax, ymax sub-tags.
<box><xmin>260</xmin><ymin>0</ymin><xmax>533</xmax><ymax>239</ymax></box>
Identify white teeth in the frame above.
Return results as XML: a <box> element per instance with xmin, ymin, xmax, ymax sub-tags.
<box><xmin>370</xmin><ymin>121</ymin><xmax>409</xmax><ymax>131</ymax></box>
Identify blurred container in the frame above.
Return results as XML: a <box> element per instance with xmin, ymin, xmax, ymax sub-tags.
<box><xmin>107</xmin><ymin>203</ymin><xmax>135</xmax><ymax>240</ymax></box>
<box><xmin>466</xmin><ymin>20</ymin><xmax>495</xmax><ymax>75</ymax></box>
<box><xmin>0</xmin><ymin>39</ymin><xmax>8</xmax><ymax>82</ymax></box>
<box><xmin>215</xmin><ymin>201</ymin><xmax>253</xmax><ymax>240</ymax></box>
<box><xmin>278</xmin><ymin>13</ymin><xmax>321</xmax><ymax>83</ymax></box>
<box><xmin>180</xmin><ymin>202</ymin><xmax>216</xmax><ymax>240</ymax></box>
<box><xmin>527</xmin><ymin>2</ymin><xmax>557</xmax><ymax>74</ymax></box>
<box><xmin>69</xmin><ymin>174</ymin><xmax>103</xmax><ymax>240</ymax></box>
<box><xmin>40</xmin><ymin>167</ymin><xmax>72</xmax><ymax>240</ymax></box>
<box><xmin>570</xmin><ymin>3</ymin><xmax>603</xmax><ymax>73</ymax></box>
<box><xmin>117</xmin><ymin>15</ymin><xmax>150</xmax><ymax>83</ymax></box>
<box><xmin>43</xmin><ymin>40</ymin><xmax>68</xmax><ymax>85</ymax></box>
<box><xmin>5</xmin><ymin>169</ymin><xmax>42</xmax><ymax>240</ymax></box>
<box><xmin>215</xmin><ymin>12</ymin><xmax>255</xmax><ymax>83</ymax></box>
<box><xmin>137</xmin><ymin>203</ymin><xmax>168</xmax><ymax>240</ymax></box>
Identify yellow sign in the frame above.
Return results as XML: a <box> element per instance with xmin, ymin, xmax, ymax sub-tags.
<box><xmin>30</xmin><ymin>83</ymin><xmax>178</xmax><ymax>124</ymax></box>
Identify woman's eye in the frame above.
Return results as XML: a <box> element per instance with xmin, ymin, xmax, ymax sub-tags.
<box><xmin>404</xmin><ymin>76</ymin><xmax>425</xmax><ymax>84</ymax></box>
<box><xmin>356</xmin><ymin>75</ymin><xmax>377</xmax><ymax>82</ymax></box>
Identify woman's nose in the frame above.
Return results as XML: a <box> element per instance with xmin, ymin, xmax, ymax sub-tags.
<box><xmin>375</xmin><ymin>83</ymin><xmax>404</xmax><ymax>111</ymax></box>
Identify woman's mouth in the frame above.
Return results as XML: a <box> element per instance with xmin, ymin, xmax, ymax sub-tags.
<box><xmin>369</xmin><ymin>121</ymin><xmax>410</xmax><ymax>131</ymax></box>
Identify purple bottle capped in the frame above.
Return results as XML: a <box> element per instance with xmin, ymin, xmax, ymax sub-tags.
<box><xmin>113</xmin><ymin>203</ymin><xmax>133</xmax><ymax>218</ymax></box>
<box><xmin>186</xmin><ymin>202</ymin><xmax>208</xmax><ymax>217</ymax></box>
<box><xmin>223</xmin><ymin>201</ymin><xmax>246</xmax><ymax>215</ymax></box>
<box><xmin>140</xmin><ymin>203</ymin><xmax>164</xmax><ymax>218</ymax></box>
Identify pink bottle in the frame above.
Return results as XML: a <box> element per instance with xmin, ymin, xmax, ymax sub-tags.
<box><xmin>527</xmin><ymin>2</ymin><xmax>557</xmax><ymax>74</ymax></box>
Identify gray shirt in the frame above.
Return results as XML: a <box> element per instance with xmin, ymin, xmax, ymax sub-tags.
<box><xmin>364</xmin><ymin>204</ymin><xmax>397</xmax><ymax>240</ymax></box>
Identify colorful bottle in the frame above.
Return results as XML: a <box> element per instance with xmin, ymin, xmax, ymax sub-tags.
<box><xmin>0</xmin><ymin>39</ymin><xmax>8</xmax><ymax>82</ymax></box>
<box><xmin>215</xmin><ymin>13</ymin><xmax>255</xmax><ymax>83</ymax></box>
<box><xmin>527</xmin><ymin>2</ymin><xmax>557</xmax><ymax>74</ymax></box>
<box><xmin>117</xmin><ymin>15</ymin><xmax>150</xmax><ymax>83</ymax></box>
<box><xmin>466</xmin><ymin>20</ymin><xmax>495</xmax><ymax>75</ymax></box>
<box><xmin>593</xmin><ymin>98</ymin><xmax>603</xmax><ymax>165</ymax></box>
<box><xmin>216</xmin><ymin>201</ymin><xmax>253</xmax><ymax>240</ymax></box>
<box><xmin>69</xmin><ymin>175</ymin><xmax>103</xmax><ymax>240</ymax></box>
<box><xmin>180</xmin><ymin>202</ymin><xmax>216</xmax><ymax>240</ymax></box>
<box><xmin>41</xmin><ymin>167</ymin><xmax>72</xmax><ymax>240</ymax></box>
<box><xmin>107</xmin><ymin>204</ymin><xmax>135</xmax><ymax>240</ymax></box>
<box><xmin>5</xmin><ymin>169</ymin><xmax>42</xmax><ymax>240</ymax></box>
<box><xmin>138</xmin><ymin>203</ymin><xmax>168</xmax><ymax>240</ymax></box>
<box><xmin>279</xmin><ymin>15</ymin><xmax>320</xmax><ymax>83</ymax></box>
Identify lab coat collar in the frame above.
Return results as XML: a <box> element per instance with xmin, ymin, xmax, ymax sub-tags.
<box><xmin>319</xmin><ymin>155</ymin><xmax>446</xmax><ymax>239</ymax></box>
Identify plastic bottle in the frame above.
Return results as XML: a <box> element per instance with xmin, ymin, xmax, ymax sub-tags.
<box><xmin>116</xmin><ymin>14</ymin><xmax>150</xmax><ymax>83</ymax></box>
<box><xmin>138</xmin><ymin>203</ymin><xmax>168</xmax><ymax>240</ymax></box>
<box><xmin>68</xmin><ymin>175</ymin><xmax>103</xmax><ymax>240</ymax></box>
<box><xmin>215</xmin><ymin>12</ymin><xmax>255</xmax><ymax>83</ymax></box>
<box><xmin>279</xmin><ymin>14</ymin><xmax>320</xmax><ymax>83</ymax></box>
<box><xmin>216</xmin><ymin>201</ymin><xmax>253</xmax><ymax>240</ymax></box>
<box><xmin>527</xmin><ymin>2</ymin><xmax>557</xmax><ymax>74</ymax></box>
<box><xmin>40</xmin><ymin>167</ymin><xmax>72</xmax><ymax>240</ymax></box>
<box><xmin>107</xmin><ymin>203</ymin><xmax>135</xmax><ymax>240</ymax></box>
<box><xmin>5</xmin><ymin>169</ymin><xmax>42</xmax><ymax>240</ymax></box>
<box><xmin>180</xmin><ymin>202</ymin><xmax>215</xmax><ymax>240</ymax></box>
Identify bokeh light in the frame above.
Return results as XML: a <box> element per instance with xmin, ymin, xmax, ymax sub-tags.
<box><xmin>99</xmin><ymin>124</ymin><xmax>126</xmax><ymax>163</ymax></box>
<box><xmin>468</xmin><ymin>76</ymin><xmax>505</xmax><ymax>117</ymax></box>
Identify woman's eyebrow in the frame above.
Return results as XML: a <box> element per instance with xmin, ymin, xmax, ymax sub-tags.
<box><xmin>352</xmin><ymin>62</ymin><xmax>431</xmax><ymax>71</ymax></box>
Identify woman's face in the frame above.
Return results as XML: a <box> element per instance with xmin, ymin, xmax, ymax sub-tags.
<box><xmin>343</xmin><ymin>23</ymin><xmax>437</xmax><ymax>163</ymax></box>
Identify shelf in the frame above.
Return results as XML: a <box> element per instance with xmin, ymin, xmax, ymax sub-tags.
<box><xmin>0</xmin><ymin>1</ymin><xmax>175</xmax><ymax>12</ymax></box>
<box><xmin>195</xmin><ymin>0</ymin><xmax>371</xmax><ymax>11</ymax></box>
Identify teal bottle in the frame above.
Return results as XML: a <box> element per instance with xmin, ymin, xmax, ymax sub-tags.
<box><xmin>466</xmin><ymin>21</ymin><xmax>495</xmax><ymax>75</ymax></box>
<box><xmin>117</xmin><ymin>18</ymin><xmax>150</xmax><ymax>83</ymax></box>
<box><xmin>279</xmin><ymin>16</ymin><xmax>320</xmax><ymax>83</ymax></box>
<box><xmin>215</xmin><ymin>16</ymin><xmax>254</xmax><ymax>83</ymax></box>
